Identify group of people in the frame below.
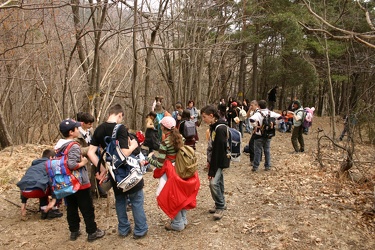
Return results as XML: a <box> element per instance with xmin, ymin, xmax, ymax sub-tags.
<box><xmin>16</xmin><ymin>98</ymin><xmax>226</xmax><ymax>242</ymax></box>
<box><xmin>16</xmin><ymin>93</ymin><xmax>311</xmax><ymax>243</ymax></box>
<box><xmin>215</xmin><ymin>97</ymin><xmax>308</xmax><ymax>172</ymax></box>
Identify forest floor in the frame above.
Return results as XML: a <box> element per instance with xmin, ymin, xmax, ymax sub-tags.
<box><xmin>0</xmin><ymin>116</ymin><xmax>374</xmax><ymax>250</ymax></box>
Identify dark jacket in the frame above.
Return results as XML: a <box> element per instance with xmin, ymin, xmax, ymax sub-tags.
<box><xmin>17</xmin><ymin>158</ymin><xmax>49</xmax><ymax>191</ymax></box>
<box><xmin>208</xmin><ymin>120</ymin><xmax>230</xmax><ymax>177</ymax></box>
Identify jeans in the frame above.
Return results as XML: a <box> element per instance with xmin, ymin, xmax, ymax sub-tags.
<box><xmin>209</xmin><ymin>168</ymin><xmax>225</xmax><ymax>210</ymax></box>
<box><xmin>115</xmin><ymin>189</ymin><xmax>148</xmax><ymax>236</ymax></box>
<box><xmin>171</xmin><ymin>209</ymin><xmax>187</xmax><ymax>230</ymax></box>
<box><xmin>291</xmin><ymin>125</ymin><xmax>304</xmax><ymax>152</ymax></box>
<box><xmin>253</xmin><ymin>137</ymin><xmax>271</xmax><ymax>170</ymax></box>
<box><xmin>65</xmin><ymin>188</ymin><xmax>97</xmax><ymax>234</ymax></box>
<box><xmin>279</xmin><ymin>121</ymin><xmax>286</xmax><ymax>132</ymax></box>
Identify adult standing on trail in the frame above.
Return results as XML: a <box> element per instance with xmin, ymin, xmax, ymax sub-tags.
<box><xmin>288</xmin><ymin>100</ymin><xmax>305</xmax><ymax>153</ymax></box>
<box><xmin>267</xmin><ymin>86</ymin><xmax>279</xmax><ymax>111</ymax></box>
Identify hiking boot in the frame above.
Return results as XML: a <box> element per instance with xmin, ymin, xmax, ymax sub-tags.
<box><xmin>133</xmin><ymin>231</ymin><xmax>147</xmax><ymax>240</ymax></box>
<box><xmin>209</xmin><ymin>205</ymin><xmax>227</xmax><ymax>213</ymax></box>
<box><xmin>213</xmin><ymin>209</ymin><xmax>224</xmax><ymax>220</ymax></box>
<box><xmin>251</xmin><ymin>167</ymin><xmax>258</xmax><ymax>172</ymax></box>
<box><xmin>265</xmin><ymin>167</ymin><xmax>271</xmax><ymax>171</ymax></box>
<box><xmin>87</xmin><ymin>228</ymin><xmax>105</xmax><ymax>242</ymax></box>
<box><xmin>300</xmin><ymin>148</ymin><xmax>305</xmax><ymax>153</ymax></box>
<box><xmin>70</xmin><ymin>231</ymin><xmax>81</xmax><ymax>241</ymax></box>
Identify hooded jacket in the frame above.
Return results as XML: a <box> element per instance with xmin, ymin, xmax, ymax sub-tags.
<box><xmin>54</xmin><ymin>139</ymin><xmax>91</xmax><ymax>190</ymax></box>
<box><xmin>17</xmin><ymin>158</ymin><xmax>49</xmax><ymax>191</ymax></box>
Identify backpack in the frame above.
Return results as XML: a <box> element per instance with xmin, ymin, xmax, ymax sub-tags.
<box><xmin>296</xmin><ymin>109</ymin><xmax>311</xmax><ymax>129</ymax></box>
<box><xmin>98</xmin><ymin>124</ymin><xmax>144</xmax><ymax>192</ymax></box>
<box><xmin>239</xmin><ymin>107</ymin><xmax>247</xmax><ymax>121</ymax></box>
<box><xmin>175</xmin><ymin>145</ymin><xmax>198</xmax><ymax>179</ymax></box>
<box><xmin>215</xmin><ymin>124</ymin><xmax>242</xmax><ymax>161</ymax></box>
<box><xmin>45</xmin><ymin>142</ymin><xmax>81</xmax><ymax>199</ymax></box>
<box><xmin>260</xmin><ymin>111</ymin><xmax>276</xmax><ymax>139</ymax></box>
<box><xmin>183</xmin><ymin>120</ymin><xmax>196</xmax><ymax>138</ymax></box>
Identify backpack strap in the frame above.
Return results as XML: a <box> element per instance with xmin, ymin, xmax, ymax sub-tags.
<box><xmin>96</xmin><ymin>124</ymin><xmax>123</xmax><ymax>174</ymax></box>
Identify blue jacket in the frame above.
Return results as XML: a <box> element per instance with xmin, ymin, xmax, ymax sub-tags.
<box><xmin>17</xmin><ymin>158</ymin><xmax>49</xmax><ymax>191</ymax></box>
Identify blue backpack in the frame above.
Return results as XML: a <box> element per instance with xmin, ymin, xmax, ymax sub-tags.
<box><xmin>215</xmin><ymin>124</ymin><xmax>242</xmax><ymax>161</ymax></box>
<box><xmin>46</xmin><ymin>142</ymin><xmax>81</xmax><ymax>199</ymax></box>
<box><xmin>98</xmin><ymin>124</ymin><xmax>144</xmax><ymax>192</ymax></box>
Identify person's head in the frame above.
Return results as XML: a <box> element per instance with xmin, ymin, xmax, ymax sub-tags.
<box><xmin>187</xmin><ymin>100</ymin><xmax>195</xmax><ymax>108</ymax></box>
<box><xmin>249</xmin><ymin>100</ymin><xmax>258</xmax><ymax>111</ymax></box>
<box><xmin>218</xmin><ymin>103</ymin><xmax>227</xmax><ymax>118</ymax></box>
<box><xmin>231</xmin><ymin>102</ymin><xmax>238</xmax><ymax>108</ymax></box>
<box><xmin>59</xmin><ymin>118</ymin><xmax>81</xmax><ymax>138</ymax></box>
<box><xmin>220</xmin><ymin>98</ymin><xmax>225</xmax><ymax>104</ymax></box>
<box><xmin>181</xmin><ymin>109</ymin><xmax>191</xmax><ymax>120</ymax></box>
<box><xmin>282</xmin><ymin>110</ymin><xmax>288</xmax><ymax>116</ymax></box>
<box><xmin>147</xmin><ymin>111</ymin><xmax>156</xmax><ymax>120</ymax></box>
<box><xmin>175</xmin><ymin>103</ymin><xmax>183</xmax><ymax>110</ymax></box>
<box><xmin>159</xmin><ymin>116</ymin><xmax>183</xmax><ymax>150</ymax></box>
<box><xmin>258</xmin><ymin>100</ymin><xmax>267</xmax><ymax>109</ymax></box>
<box><xmin>292</xmin><ymin>100</ymin><xmax>302</xmax><ymax>110</ymax></box>
<box><xmin>160</xmin><ymin>116</ymin><xmax>176</xmax><ymax>131</ymax></box>
<box><xmin>108</xmin><ymin>104</ymin><xmax>124</xmax><ymax>123</ymax></box>
<box><xmin>155</xmin><ymin>96</ymin><xmax>163</xmax><ymax>102</ymax></box>
<box><xmin>42</xmin><ymin>149</ymin><xmax>55</xmax><ymax>159</ymax></box>
<box><xmin>76</xmin><ymin>112</ymin><xmax>94</xmax><ymax>130</ymax></box>
<box><xmin>154</xmin><ymin>102</ymin><xmax>164</xmax><ymax>113</ymax></box>
<box><xmin>201</xmin><ymin>105</ymin><xmax>220</xmax><ymax>125</ymax></box>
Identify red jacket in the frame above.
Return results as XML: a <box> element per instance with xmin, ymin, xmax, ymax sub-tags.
<box><xmin>153</xmin><ymin>160</ymin><xmax>200</xmax><ymax>219</ymax></box>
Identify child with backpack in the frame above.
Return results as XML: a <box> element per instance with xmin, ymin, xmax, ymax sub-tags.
<box><xmin>87</xmin><ymin>104</ymin><xmax>148</xmax><ymax>239</ymax></box>
<box><xmin>147</xmin><ymin>116</ymin><xmax>199</xmax><ymax>232</ymax></box>
<box><xmin>17</xmin><ymin>149</ymin><xmax>63</xmax><ymax>220</ymax></box>
<box><xmin>178</xmin><ymin>109</ymin><xmax>197</xmax><ymax>150</ymax></box>
<box><xmin>55</xmin><ymin>118</ymin><xmax>105</xmax><ymax>242</ymax></box>
<box><xmin>201</xmin><ymin>105</ymin><xmax>230</xmax><ymax>220</ymax></box>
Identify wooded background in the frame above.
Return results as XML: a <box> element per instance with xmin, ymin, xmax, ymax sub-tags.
<box><xmin>1</xmin><ymin>0</ymin><xmax>374</xmax><ymax>148</ymax></box>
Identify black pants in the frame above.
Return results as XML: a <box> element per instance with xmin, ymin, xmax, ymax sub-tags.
<box><xmin>249</xmin><ymin>133</ymin><xmax>256</xmax><ymax>162</ymax></box>
<box><xmin>65</xmin><ymin>188</ymin><xmax>97</xmax><ymax>234</ymax></box>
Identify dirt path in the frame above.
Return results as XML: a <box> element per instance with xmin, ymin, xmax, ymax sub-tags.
<box><xmin>1</xmin><ymin>117</ymin><xmax>374</xmax><ymax>249</ymax></box>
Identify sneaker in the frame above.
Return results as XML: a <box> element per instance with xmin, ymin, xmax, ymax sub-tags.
<box><xmin>41</xmin><ymin>211</ymin><xmax>48</xmax><ymax>220</ymax></box>
<box><xmin>251</xmin><ymin>167</ymin><xmax>258</xmax><ymax>172</ymax></box>
<box><xmin>300</xmin><ymin>148</ymin><xmax>305</xmax><ymax>153</ymax></box>
<box><xmin>47</xmin><ymin>209</ymin><xmax>63</xmax><ymax>219</ymax></box>
<box><xmin>87</xmin><ymin>228</ymin><xmax>105</xmax><ymax>242</ymax></box>
<box><xmin>265</xmin><ymin>167</ymin><xmax>271</xmax><ymax>171</ymax></box>
<box><xmin>70</xmin><ymin>231</ymin><xmax>81</xmax><ymax>241</ymax></box>
<box><xmin>213</xmin><ymin>209</ymin><xmax>224</xmax><ymax>220</ymax></box>
<box><xmin>119</xmin><ymin>228</ymin><xmax>132</xmax><ymax>238</ymax></box>
<box><xmin>209</xmin><ymin>205</ymin><xmax>227</xmax><ymax>213</ymax></box>
<box><xmin>133</xmin><ymin>231</ymin><xmax>147</xmax><ymax>240</ymax></box>
<box><xmin>165</xmin><ymin>222</ymin><xmax>184</xmax><ymax>232</ymax></box>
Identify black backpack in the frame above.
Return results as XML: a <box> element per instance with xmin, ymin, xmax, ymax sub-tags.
<box><xmin>260</xmin><ymin>111</ymin><xmax>276</xmax><ymax>139</ymax></box>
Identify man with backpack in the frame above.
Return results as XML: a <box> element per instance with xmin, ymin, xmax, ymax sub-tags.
<box><xmin>288</xmin><ymin>100</ymin><xmax>305</xmax><ymax>153</ymax></box>
<box><xmin>87</xmin><ymin>104</ymin><xmax>148</xmax><ymax>239</ymax></box>
<box><xmin>249</xmin><ymin>100</ymin><xmax>281</xmax><ymax>172</ymax></box>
